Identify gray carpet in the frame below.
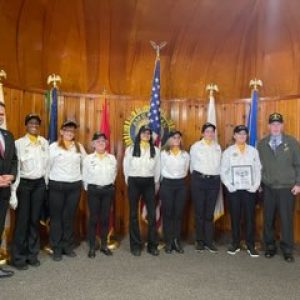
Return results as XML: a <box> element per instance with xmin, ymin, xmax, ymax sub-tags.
<box><xmin>0</xmin><ymin>239</ymin><xmax>299</xmax><ymax>300</ymax></box>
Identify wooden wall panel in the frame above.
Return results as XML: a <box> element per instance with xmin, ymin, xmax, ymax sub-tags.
<box><xmin>2</xmin><ymin>86</ymin><xmax>300</xmax><ymax>243</ymax></box>
<box><xmin>3</xmin><ymin>1</ymin><xmax>300</xmax><ymax>100</ymax></box>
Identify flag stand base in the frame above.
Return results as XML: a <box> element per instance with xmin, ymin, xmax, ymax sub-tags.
<box><xmin>107</xmin><ymin>238</ymin><xmax>119</xmax><ymax>250</ymax></box>
<box><xmin>43</xmin><ymin>245</ymin><xmax>53</xmax><ymax>255</ymax></box>
<box><xmin>0</xmin><ymin>252</ymin><xmax>8</xmax><ymax>265</ymax></box>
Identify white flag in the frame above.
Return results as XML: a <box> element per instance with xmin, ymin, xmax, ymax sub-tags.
<box><xmin>207</xmin><ymin>94</ymin><xmax>224</xmax><ymax>221</ymax></box>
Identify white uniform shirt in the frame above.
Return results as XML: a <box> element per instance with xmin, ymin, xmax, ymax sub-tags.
<box><xmin>220</xmin><ymin>144</ymin><xmax>262</xmax><ymax>193</ymax></box>
<box><xmin>82</xmin><ymin>152</ymin><xmax>117</xmax><ymax>190</ymax></box>
<box><xmin>123</xmin><ymin>145</ymin><xmax>160</xmax><ymax>184</ymax></box>
<box><xmin>190</xmin><ymin>139</ymin><xmax>222</xmax><ymax>175</ymax></box>
<box><xmin>12</xmin><ymin>134</ymin><xmax>49</xmax><ymax>190</ymax></box>
<box><xmin>49</xmin><ymin>142</ymin><xmax>86</xmax><ymax>182</ymax></box>
<box><xmin>161</xmin><ymin>150</ymin><xmax>190</xmax><ymax>179</ymax></box>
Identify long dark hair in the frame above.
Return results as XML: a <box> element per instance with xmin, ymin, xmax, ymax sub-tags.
<box><xmin>132</xmin><ymin>127</ymin><xmax>156</xmax><ymax>158</ymax></box>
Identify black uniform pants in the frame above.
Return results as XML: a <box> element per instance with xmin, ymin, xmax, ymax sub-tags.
<box><xmin>263</xmin><ymin>185</ymin><xmax>295</xmax><ymax>254</ymax></box>
<box><xmin>128</xmin><ymin>176</ymin><xmax>157</xmax><ymax>251</ymax></box>
<box><xmin>160</xmin><ymin>178</ymin><xmax>186</xmax><ymax>245</ymax></box>
<box><xmin>49</xmin><ymin>180</ymin><xmax>81</xmax><ymax>254</ymax></box>
<box><xmin>228</xmin><ymin>190</ymin><xmax>256</xmax><ymax>248</ymax></box>
<box><xmin>0</xmin><ymin>190</ymin><xmax>9</xmax><ymax>247</ymax></box>
<box><xmin>11</xmin><ymin>178</ymin><xmax>45</xmax><ymax>265</ymax></box>
<box><xmin>87</xmin><ymin>184</ymin><xmax>114</xmax><ymax>249</ymax></box>
<box><xmin>191</xmin><ymin>172</ymin><xmax>220</xmax><ymax>246</ymax></box>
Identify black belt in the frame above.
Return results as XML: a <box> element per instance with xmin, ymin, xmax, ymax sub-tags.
<box><xmin>88</xmin><ymin>184</ymin><xmax>113</xmax><ymax>190</ymax></box>
<box><xmin>162</xmin><ymin>178</ymin><xmax>185</xmax><ymax>182</ymax></box>
<box><xmin>193</xmin><ymin>171</ymin><xmax>219</xmax><ymax>179</ymax></box>
<box><xmin>20</xmin><ymin>177</ymin><xmax>44</xmax><ymax>182</ymax></box>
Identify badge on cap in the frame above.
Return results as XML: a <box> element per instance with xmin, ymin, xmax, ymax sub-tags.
<box><xmin>269</xmin><ymin>113</ymin><xmax>283</xmax><ymax>124</ymax></box>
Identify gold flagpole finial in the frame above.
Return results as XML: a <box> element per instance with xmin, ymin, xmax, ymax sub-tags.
<box><xmin>150</xmin><ymin>41</ymin><xmax>167</xmax><ymax>58</ymax></box>
<box><xmin>0</xmin><ymin>70</ymin><xmax>7</xmax><ymax>84</ymax></box>
<box><xmin>206</xmin><ymin>83</ymin><xmax>219</xmax><ymax>97</ymax></box>
<box><xmin>249</xmin><ymin>78</ymin><xmax>263</xmax><ymax>91</ymax></box>
<box><xmin>47</xmin><ymin>74</ymin><xmax>62</xmax><ymax>88</ymax></box>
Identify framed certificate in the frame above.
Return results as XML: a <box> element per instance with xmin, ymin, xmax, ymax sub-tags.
<box><xmin>231</xmin><ymin>165</ymin><xmax>253</xmax><ymax>190</ymax></box>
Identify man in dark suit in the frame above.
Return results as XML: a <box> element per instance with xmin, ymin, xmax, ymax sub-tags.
<box><xmin>0</xmin><ymin>102</ymin><xmax>18</xmax><ymax>278</ymax></box>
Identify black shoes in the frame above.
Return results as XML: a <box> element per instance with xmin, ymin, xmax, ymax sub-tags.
<box><xmin>247</xmin><ymin>247</ymin><xmax>260</xmax><ymax>258</ymax></box>
<box><xmin>0</xmin><ymin>268</ymin><xmax>14</xmax><ymax>278</ymax></box>
<box><xmin>265</xmin><ymin>249</ymin><xmax>276</xmax><ymax>258</ymax></box>
<box><xmin>63</xmin><ymin>250</ymin><xmax>77</xmax><ymax>257</ymax></box>
<box><xmin>131</xmin><ymin>249</ymin><xmax>142</xmax><ymax>257</ymax></box>
<box><xmin>165</xmin><ymin>244</ymin><xmax>172</xmax><ymax>254</ymax></box>
<box><xmin>205</xmin><ymin>244</ymin><xmax>218</xmax><ymax>254</ymax></box>
<box><xmin>88</xmin><ymin>245</ymin><xmax>113</xmax><ymax>257</ymax></box>
<box><xmin>196</xmin><ymin>241</ymin><xmax>217</xmax><ymax>253</ymax></box>
<box><xmin>147</xmin><ymin>247</ymin><xmax>159</xmax><ymax>256</ymax></box>
<box><xmin>100</xmin><ymin>246</ymin><xmax>113</xmax><ymax>256</ymax></box>
<box><xmin>283</xmin><ymin>253</ymin><xmax>295</xmax><ymax>263</ymax></box>
<box><xmin>27</xmin><ymin>258</ymin><xmax>41</xmax><ymax>267</ymax></box>
<box><xmin>88</xmin><ymin>249</ymin><xmax>96</xmax><ymax>258</ymax></box>
<box><xmin>195</xmin><ymin>241</ymin><xmax>205</xmax><ymax>251</ymax></box>
<box><xmin>172</xmin><ymin>239</ymin><xmax>184</xmax><ymax>254</ymax></box>
<box><xmin>52</xmin><ymin>251</ymin><xmax>62</xmax><ymax>262</ymax></box>
<box><xmin>265</xmin><ymin>246</ymin><xmax>294</xmax><ymax>262</ymax></box>
<box><xmin>11</xmin><ymin>262</ymin><xmax>28</xmax><ymax>271</ymax></box>
<box><xmin>227</xmin><ymin>244</ymin><xmax>241</xmax><ymax>255</ymax></box>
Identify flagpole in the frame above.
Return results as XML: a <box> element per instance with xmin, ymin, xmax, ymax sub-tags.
<box><xmin>205</xmin><ymin>83</ymin><xmax>225</xmax><ymax>221</ymax></box>
<box><xmin>248</xmin><ymin>78</ymin><xmax>262</xmax><ymax>146</ymax></box>
<box><xmin>100</xmin><ymin>87</ymin><xmax>119</xmax><ymax>251</ymax></box>
<box><xmin>147</xmin><ymin>41</ymin><xmax>167</xmax><ymax>247</ymax></box>
<box><xmin>0</xmin><ymin>69</ymin><xmax>9</xmax><ymax>264</ymax></box>
<box><xmin>41</xmin><ymin>74</ymin><xmax>62</xmax><ymax>255</ymax></box>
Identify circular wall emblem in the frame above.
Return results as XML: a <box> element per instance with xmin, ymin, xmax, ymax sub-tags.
<box><xmin>123</xmin><ymin>106</ymin><xmax>174</xmax><ymax>146</ymax></box>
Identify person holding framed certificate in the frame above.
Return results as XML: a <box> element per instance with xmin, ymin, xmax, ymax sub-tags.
<box><xmin>220</xmin><ymin>125</ymin><xmax>261</xmax><ymax>257</ymax></box>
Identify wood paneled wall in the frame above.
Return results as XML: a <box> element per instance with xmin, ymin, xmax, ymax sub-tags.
<box><xmin>3</xmin><ymin>86</ymin><xmax>300</xmax><ymax>242</ymax></box>
<box><xmin>3</xmin><ymin>0</ymin><xmax>300</xmax><ymax>100</ymax></box>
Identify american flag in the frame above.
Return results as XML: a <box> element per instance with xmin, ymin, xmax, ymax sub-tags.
<box><xmin>148</xmin><ymin>57</ymin><xmax>161</xmax><ymax>146</ymax></box>
<box><xmin>141</xmin><ymin>55</ymin><xmax>162</xmax><ymax>230</ymax></box>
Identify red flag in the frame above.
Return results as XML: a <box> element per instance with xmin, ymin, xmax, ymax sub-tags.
<box><xmin>99</xmin><ymin>96</ymin><xmax>114</xmax><ymax>240</ymax></box>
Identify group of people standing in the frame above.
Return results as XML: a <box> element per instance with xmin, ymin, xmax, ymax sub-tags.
<box><xmin>0</xmin><ymin>105</ymin><xmax>117</xmax><ymax>278</ymax></box>
<box><xmin>0</xmin><ymin>100</ymin><xmax>299</xmax><ymax>279</ymax></box>
<box><xmin>122</xmin><ymin>112</ymin><xmax>300</xmax><ymax>263</ymax></box>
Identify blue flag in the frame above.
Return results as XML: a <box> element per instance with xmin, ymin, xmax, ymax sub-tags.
<box><xmin>247</xmin><ymin>89</ymin><xmax>258</xmax><ymax>146</ymax></box>
<box><xmin>148</xmin><ymin>57</ymin><xmax>161</xmax><ymax>146</ymax></box>
<box><xmin>48</xmin><ymin>87</ymin><xmax>58</xmax><ymax>144</ymax></box>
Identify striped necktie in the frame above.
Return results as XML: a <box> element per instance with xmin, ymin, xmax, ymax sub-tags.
<box><xmin>271</xmin><ymin>136</ymin><xmax>278</xmax><ymax>151</ymax></box>
<box><xmin>0</xmin><ymin>140</ymin><xmax>4</xmax><ymax>158</ymax></box>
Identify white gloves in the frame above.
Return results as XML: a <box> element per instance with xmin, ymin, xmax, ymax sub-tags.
<box><xmin>9</xmin><ymin>190</ymin><xmax>18</xmax><ymax>210</ymax></box>
<box><xmin>227</xmin><ymin>185</ymin><xmax>237</xmax><ymax>193</ymax></box>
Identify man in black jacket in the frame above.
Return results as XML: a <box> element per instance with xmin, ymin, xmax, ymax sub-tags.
<box><xmin>0</xmin><ymin>102</ymin><xmax>18</xmax><ymax>278</ymax></box>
